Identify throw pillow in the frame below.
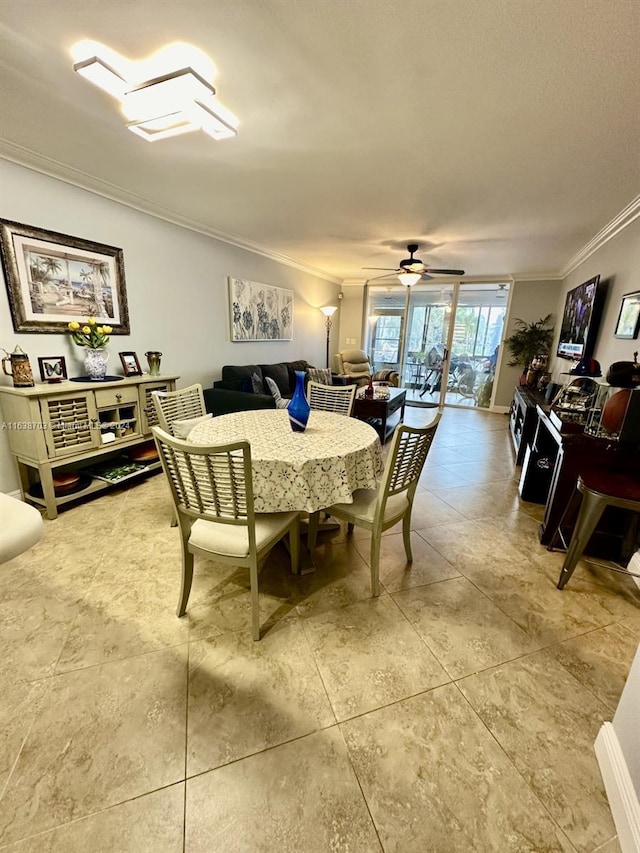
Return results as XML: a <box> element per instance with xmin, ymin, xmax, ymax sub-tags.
<box><xmin>251</xmin><ymin>371</ymin><xmax>264</xmax><ymax>394</ymax></box>
<box><xmin>307</xmin><ymin>367</ymin><xmax>332</xmax><ymax>385</ymax></box>
<box><xmin>172</xmin><ymin>413</ymin><xmax>212</xmax><ymax>439</ymax></box>
<box><xmin>265</xmin><ymin>376</ymin><xmax>290</xmax><ymax>409</ymax></box>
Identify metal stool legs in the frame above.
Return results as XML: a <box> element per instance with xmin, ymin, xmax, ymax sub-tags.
<box><xmin>557</xmin><ymin>486</ymin><xmax>607</xmax><ymax>589</ymax></box>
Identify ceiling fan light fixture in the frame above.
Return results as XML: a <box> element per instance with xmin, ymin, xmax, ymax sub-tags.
<box><xmin>398</xmin><ymin>271</ymin><xmax>421</xmax><ymax>287</ymax></box>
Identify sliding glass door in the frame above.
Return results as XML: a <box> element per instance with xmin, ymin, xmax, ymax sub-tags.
<box><xmin>366</xmin><ymin>281</ymin><xmax>509</xmax><ymax>410</ymax></box>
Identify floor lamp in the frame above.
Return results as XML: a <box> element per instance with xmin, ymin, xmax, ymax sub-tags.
<box><xmin>320</xmin><ymin>306</ymin><xmax>338</xmax><ymax>369</ymax></box>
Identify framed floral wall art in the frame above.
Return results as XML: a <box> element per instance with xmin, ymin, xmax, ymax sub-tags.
<box><xmin>228</xmin><ymin>277</ymin><xmax>293</xmax><ymax>342</ymax></box>
<box><xmin>0</xmin><ymin>219</ymin><xmax>130</xmax><ymax>334</ymax></box>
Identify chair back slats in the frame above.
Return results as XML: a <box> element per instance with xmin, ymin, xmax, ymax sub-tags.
<box><xmin>153</xmin><ymin>427</ymin><xmax>253</xmax><ymax>526</ymax></box>
<box><xmin>381</xmin><ymin>415</ymin><xmax>441</xmax><ymax>499</ymax></box>
<box><xmin>307</xmin><ymin>382</ymin><xmax>357</xmax><ymax>416</ymax></box>
<box><xmin>152</xmin><ymin>384</ymin><xmax>206</xmax><ymax>435</ymax></box>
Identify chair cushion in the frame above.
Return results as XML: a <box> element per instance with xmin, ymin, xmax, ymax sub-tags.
<box><xmin>260</xmin><ymin>363</ymin><xmax>291</xmax><ymax>396</ymax></box>
<box><xmin>330</xmin><ymin>488</ymin><xmax>409</xmax><ymax>525</ymax></box>
<box><xmin>189</xmin><ymin>512</ymin><xmax>298</xmax><ymax>558</ymax></box>
<box><xmin>172</xmin><ymin>412</ymin><xmax>212</xmax><ymax>439</ymax></box>
<box><xmin>0</xmin><ymin>493</ymin><xmax>44</xmax><ymax>564</ymax></box>
<box><xmin>265</xmin><ymin>376</ymin><xmax>290</xmax><ymax>409</ymax></box>
<box><xmin>307</xmin><ymin>367</ymin><xmax>332</xmax><ymax>385</ymax></box>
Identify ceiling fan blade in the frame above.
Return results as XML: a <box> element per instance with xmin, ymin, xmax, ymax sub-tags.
<box><xmin>424</xmin><ymin>268</ymin><xmax>465</xmax><ymax>276</ymax></box>
<box><xmin>366</xmin><ymin>273</ymin><xmax>397</xmax><ymax>281</ymax></box>
<box><xmin>362</xmin><ymin>267</ymin><xmax>399</xmax><ymax>271</ymax></box>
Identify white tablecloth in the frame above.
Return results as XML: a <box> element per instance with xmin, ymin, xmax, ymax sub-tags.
<box><xmin>188</xmin><ymin>409</ymin><xmax>383</xmax><ymax>513</ymax></box>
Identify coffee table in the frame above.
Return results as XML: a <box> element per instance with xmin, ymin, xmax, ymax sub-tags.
<box><xmin>352</xmin><ymin>387</ymin><xmax>406</xmax><ymax>442</ymax></box>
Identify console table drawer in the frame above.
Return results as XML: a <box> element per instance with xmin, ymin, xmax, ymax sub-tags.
<box><xmin>95</xmin><ymin>387</ymin><xmax>138</xmax><ymax>407</ymax></box>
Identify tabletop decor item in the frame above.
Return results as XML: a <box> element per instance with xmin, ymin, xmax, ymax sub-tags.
<box><xmin>38</xmin><ymin>355</ymin><xmax>67</xmax><ymax>383</ymax></box>
<box><xmin>288</xmin><ymin>370</ymin><xmax>311</xmax><ymax>432</ymax></box>
<box><xmin>1</xmin><ymin>345</ymin><xmax>35</xmax><ymax>387</ymax></box>
<box><xmin>119</xmin><ymin>351</ymin><xmax>142</xmax><ymax>376</ymax></box>
<box><xmin>68</xmin><ymin>317</ymin><xmax>112</xmax><ymax>380</ymax></box>
<box><xmin>145</xmin><ymin>350</ymin><xmax>162</xmax><ymax>375</ymax></box>
<box><xmin>0</xmin><ymin>218</ymin><xmax>129</xmax><ymax>334</ymax></box>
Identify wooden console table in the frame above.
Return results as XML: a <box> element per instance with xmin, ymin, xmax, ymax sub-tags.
<box><xmin>0</xmin><ymin>374</ymin><xmax>178</xmax><ymax>518</ymax></box>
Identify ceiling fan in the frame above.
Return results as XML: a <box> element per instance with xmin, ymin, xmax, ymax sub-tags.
<box><xmin>363</xmin><ymin>243</ymin><xmax>465</xmax><ymax>286</ymax></box>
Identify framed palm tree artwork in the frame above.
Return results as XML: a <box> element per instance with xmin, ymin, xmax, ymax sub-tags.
<box><xmin>0</xmin><ymin>219</ymin><xmax>130</xmax><ymax>334</ymax></box>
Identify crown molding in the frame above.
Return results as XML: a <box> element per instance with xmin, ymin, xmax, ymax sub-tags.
<box><xmin>511</xmin><ymin>273</ymin><xmax>563</xmax><ymax>282</ymax></box>
<box><xmin>561</xmin><ymin>194</ymin><xmax>640</xmax><ymax>278</ymax></box>
<box><xmin>0</xmin><ymin>139</ymin><xmax>342</xmax><ymax>284</ymax></box>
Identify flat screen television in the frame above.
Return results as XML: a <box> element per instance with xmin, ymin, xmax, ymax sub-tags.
<box><xmin>556</xmin><ymin>275</ymin><xmax>604</xmax><ymax>360</ymax></box>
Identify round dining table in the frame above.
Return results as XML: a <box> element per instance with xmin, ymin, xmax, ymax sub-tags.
<box><xmin>188</xmin><ymin>409</ymin><xmax>383</xmax><ymax>515</ymax></box>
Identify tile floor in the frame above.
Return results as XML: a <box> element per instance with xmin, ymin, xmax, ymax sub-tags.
<box><xmin>1</xmin><ymin>406</ymin><xmax>638</xmax><ymax>852</ymax></box>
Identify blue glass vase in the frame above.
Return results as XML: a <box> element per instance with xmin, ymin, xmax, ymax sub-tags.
<box><xmin>288</xmin><ymin>370</ymin><xmax>311</xmax><ymax>432</ymax></box>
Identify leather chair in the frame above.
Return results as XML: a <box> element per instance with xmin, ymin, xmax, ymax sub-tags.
<box><xmin>333</xmin><ymin>349</ymin><xmax>373</xmax><ymax>387</ymax></box>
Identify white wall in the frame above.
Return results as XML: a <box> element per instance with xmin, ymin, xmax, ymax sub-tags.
<box><xmin>494</xmin><ymin>279</ymin><xmax>561</xmax><ymax>408</ymax></box>
<box><xmin>552</xmin><ymin>217</ymin><xmax>640</xmax><ymax>384</ymax></box>
<box><xmin>0</xmin><ymin>160</ymin><xmax>340</xmax><ymax>492</ymax></box>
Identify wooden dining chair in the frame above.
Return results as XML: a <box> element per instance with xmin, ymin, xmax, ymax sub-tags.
<box><xmin>314</xmin><ymin>415</ymin><xmax>441</xmax><ymax>596</ymax></box>
<box><xmin>307</xmin><ymin>381</ymin><xmax>357</xmax><ymax>416</ymax></box>
<box><xmin>151</xmin><ymin>383</ymin><xmax>208</xmax><ymax>437</ymax></box>
<box><xmin>152</xmin><ymin>426</ymin><xmax>300</xmax><ymax>641</ymax></box>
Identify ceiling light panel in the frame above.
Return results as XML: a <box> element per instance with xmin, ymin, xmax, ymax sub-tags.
<box><xmin>72</xmin><ymin>42</ymin><xmax>238</xmax><ymax>143</ymax></box>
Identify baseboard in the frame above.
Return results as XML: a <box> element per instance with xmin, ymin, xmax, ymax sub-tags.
<box><xmin>491</xmin><ymin>405</ymin><xmax>510</xmax><ymax>414</ymax></box>
<box><xmin>594</xmin><ymin>722</ymin><xmax>640</xmax><ymax>853</ymax></box>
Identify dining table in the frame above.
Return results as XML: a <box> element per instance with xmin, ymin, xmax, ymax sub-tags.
<box><xmin>188</xmin><ymin>408</ymin><xmax>383</xmax><ymax>565</ymax></box>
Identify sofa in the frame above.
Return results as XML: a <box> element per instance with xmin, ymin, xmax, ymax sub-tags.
<box><xmin>203</xmin><ymin>360</ymin><xmax>342</xmax><ymax>416</ymax></box>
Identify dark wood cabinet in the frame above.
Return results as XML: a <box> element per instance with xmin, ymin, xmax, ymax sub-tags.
<box><xmin>509</xmin><ymin>386</ymin><xmax>545</xmax><ymax>465</ymax></box>
<box><xmin>519</xmin><ymin>404</ymin><xmax>639</xmax><ymax>560</ymax></box>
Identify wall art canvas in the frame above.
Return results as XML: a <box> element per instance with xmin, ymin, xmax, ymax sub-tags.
<box><xmin>614</xmin><ymin>291</ymin><xmax>640</xmax><ymax>339</ymax></box>
<box><xmin>0</xmin><ymin>219</ymin><xmax>130</xmax><ymax>334</ymax></box>
<box><xmin>228</xmin><ymin>277</ymin><xmax>293</xmax><ymax>341</ymax></box>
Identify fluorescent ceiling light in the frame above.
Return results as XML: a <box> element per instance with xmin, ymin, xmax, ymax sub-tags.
<box><xmin>72</xmin><ymin>42</ymin><xmax>238</xmax><ymax>143</ymax></box>
<box><xmin>398</xmin><ymin>272</ymin><xmax>421</xmax><ymax>287</ymax></box>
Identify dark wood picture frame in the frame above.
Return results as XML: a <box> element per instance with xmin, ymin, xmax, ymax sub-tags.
<box><xmin>119</xmin><ymin>351</ymin><xmax>141</xmax><ymax>376</ymax></box>
<box><xmin>614</xmin><ymin>291</ymin><xmax>640</xmax><ymax>339</ymax></box>
<box><xmin>0</xmin><ymin>219</ymin><xmax>130</xmax><ymax>334</ymax></box>
<box><xmin>37</xmin><ymin>355</ymin><xmax>67</xmax><ymax>383</ymax></box>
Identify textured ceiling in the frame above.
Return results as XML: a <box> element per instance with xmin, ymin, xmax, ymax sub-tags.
<box><xmin>0</xmin><ymin>0</ymin><xmax>639</xmax><ymax>282</ymax></box>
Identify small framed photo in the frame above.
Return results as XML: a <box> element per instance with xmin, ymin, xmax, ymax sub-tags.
<box><xmin>119</xmin><ymin>351</ymin><xmax>142</xmax><ymax>376</ymax></box>
<box><xmin>614</xmin><ymin>291</ymin><xmax>640</xmax><ymax>339</ymax></box>
<box><xmin>38</xmin><ymin>355</ymin><xmax>67</xmax><ymax>383</ymax></box>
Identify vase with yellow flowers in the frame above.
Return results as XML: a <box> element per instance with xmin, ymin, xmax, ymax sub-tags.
<box><xmin>68</xmin><ymin>317</ymin><xmax>113</xmax><ymax>380</ymax></box>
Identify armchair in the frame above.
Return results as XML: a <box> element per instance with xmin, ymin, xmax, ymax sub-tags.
<box><xmin>333</xmin><ymin>349</ymin><xmax>372</xmax><ymax>387</ymax></box>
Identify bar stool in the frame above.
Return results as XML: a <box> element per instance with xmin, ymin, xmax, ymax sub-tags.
<box><xmin>556</xmin><ymin>470</ymin><xmax>640</xmax><ymax>589</ymax></box>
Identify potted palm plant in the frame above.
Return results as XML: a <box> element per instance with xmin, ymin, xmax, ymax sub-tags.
<box><xmin>504</xmin><ymin>315</ymin><xmax>554</xmax><ymax>386</ymax></box>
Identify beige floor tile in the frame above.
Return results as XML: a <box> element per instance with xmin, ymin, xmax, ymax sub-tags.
<box><xmin>301</xmin><ymin>595</ymin><xmax>449</xmax><ymax>720</ymax></box>
<box><xmin>0</xmin><ymin>590</ymin><xmax>81</xmax><ymax>684</ymax></box>
<box><xmin>402</xmin><ymin>490</ymin><xmax>467</xmax><ymax>528</ymax></box>
<box><xmin>2</xmin><ymin>783</ymin><xmax>184</xmax><ymax>852</ymax></box>
<box><xmin>357</xmin><ymin>531</ymin><xmax>460</xmax><ymax>592</ymax></box>
<box><xmin>341</xmin><ymin>684</ymin><xmax>573</xmax><ymax>852</ymax></box>
<box><xmin>292</xmin><ymin>542</ymin><xmax>379</xmax><ymax>617</ymax></box>
<box><xmin>419</xmin><ymin>464</ymin><xmax>473</xmax><ymax>489</ymax></box>
<box><xmin>591</xmin><ymin>836</ymin><xmax>623</xmax><ymax>853</ymax></box>
<box><xmin>187</xmin><ymin>621</ymin><xmax>335</xmax><ymax>775</ymax></box>
<box><xmin>185</xmin><ymin>728</ymin><xmax>381</xmax><ymax>853</ymax></box>
<box><xmin>393</xmin><ymin>576</ymin><xmax>541</xmax><ymax>678</ymax></box>
<box><xmin>458</xmin><ymin>649</ymin><xmax>615</xmax><ymax>850</ymax></box>
<box><xmin>55</xmin><ymin>574</ymin><xmax>189</xmax><ymax>672</ymax></box>
<box><xmin>0</xmin><ymin>678</ymin><xmax>50</xmax><ymax>796</ymax></box>
<box><xmin>427</xmin><ymin>483</ymin><xmax>496</xmax><ymax>520</ymax></box>
<box><xmin>548</xmin><ymin>622</ymin><xmax>640</xmax><ymax>711</ymax></box>
<box><xmin>0</xmin><ymin>647</ymin><xmax>187</xmax><ymax>845</ymax></box>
